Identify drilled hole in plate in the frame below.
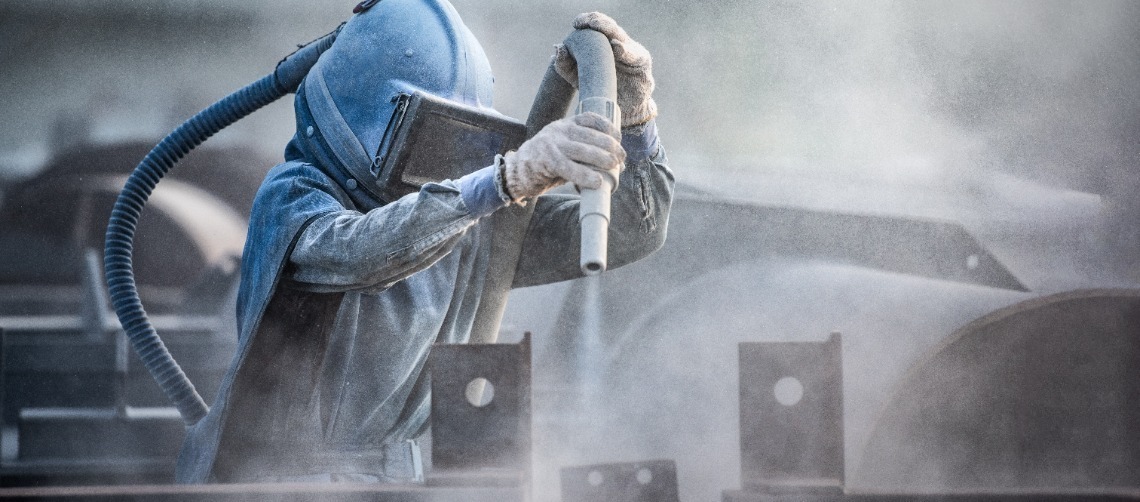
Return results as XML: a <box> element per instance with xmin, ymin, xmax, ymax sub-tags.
<box><xmin>587</xmin><ymin>470</ymin><xmax>604</xmax><ymax>486</ymax></box>
<box><xmin>773</xmin><ymin>376</ymin><xmax>804</xmax><ymax>406</ymax></box>
<box><xmin>966</xmin><ymin>254</ymin><xmax>980</xmax><ymax>270</ymax></box>
<box><xmin>465</xmin><ymin>377</ymin><xmax>494</xmax><ymax>407</ymax></box>
<box><xmin>636</xmin><ymin>467</ymin><xmax>653</xmax><ymax>485</ymax></box>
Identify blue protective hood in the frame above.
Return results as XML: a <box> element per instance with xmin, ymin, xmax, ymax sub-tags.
<box><xmin>290</xmin><ymin>0</ymin><xmax>496</xmax><ymax>205</ymax></box>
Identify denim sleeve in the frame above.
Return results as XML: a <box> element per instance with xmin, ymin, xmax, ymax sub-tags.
<box><xmin>457</xmin><ymin>164</ymin><xmax>510</xmax><ymax>217</ymax></box>
<box><xmin>621</xmin><ymin>120</ymin><xmax>661</xmax><ymax>163</ymax></box>
<box><xmin>287</xmin><ymin>168</ymin><xmax>501</xmax><ymax>293</ymax></box>
<box><xmin>511</xmin><ymin>136</ymin><xmax>675</xmax><ymax>288</ymax></box>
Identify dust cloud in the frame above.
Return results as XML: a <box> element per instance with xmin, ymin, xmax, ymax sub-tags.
<box><xmin>1</xmin><ymin>1</ymin><xmax>1138</xmax><ymax>501</ymax></box>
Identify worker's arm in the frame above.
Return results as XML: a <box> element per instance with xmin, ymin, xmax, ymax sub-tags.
<box><xmin>511</xmin><ymin>120</ymin><xmax>674</xmax><ymax>288</ymax></box>
<box><xmin>508</xmin><ymin>11</ymin><xmax>674</xmax><ymax>287</ymax></box>
<box><xmin>281</xmin><ymin>165</ymin><xmax>496</xmax><ymax>293</ymax></box>
<box><xmin>283</xmin><ymin>113</ymin><xmax>624</xmax><ymax>294</ymax></box>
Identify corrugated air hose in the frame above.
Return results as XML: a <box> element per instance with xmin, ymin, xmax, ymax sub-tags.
<box><xmin>102</xmin><ymin>27</ymin><xmax>340</xmax><ymax>426</ymax></box>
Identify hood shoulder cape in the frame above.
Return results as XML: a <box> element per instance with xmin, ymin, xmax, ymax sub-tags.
<box><xmin>176</xmin><ymin>160</ymin><xmax>352</xmax><ymax>483</ymax></box>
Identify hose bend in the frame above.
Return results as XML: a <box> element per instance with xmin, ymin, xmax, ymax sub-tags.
<box><xmin>524</xmin><ymin>29</ymin><xmax>618</xmax><ymax>275</ymax></box>
<box><xmin>103</xmin><ymin>29</ymin><xmax>338</xmax><ymax>426</ymax></box>
<box><xmin>562</xmin><ymin>29</ymin><xmax>620</xmax><ymax>275</ymax></box>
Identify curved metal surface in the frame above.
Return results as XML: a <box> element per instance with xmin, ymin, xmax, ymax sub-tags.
<box><xmin>97</xmin><ymin>176</ymin><xmax>245</xmax><ymax>269</ymax></box>
<box><xmin>506</xmin><ymin>190</ymin><xmax>1041</xmax><ymax>500</ymax></box>
<box><xmin>517</xmin><ymin>255</ymin><xmax>1028</xmax><ymax>502</ymax></box>
<box><xmin>0</xmin><ymin>145</ymin><xmax>255</xmax><ymax>293</ymax></box>
<box><xmin>855</xmin><ymin>289</ymin><xmax>1140</xmax><ymax>492</ymax></box>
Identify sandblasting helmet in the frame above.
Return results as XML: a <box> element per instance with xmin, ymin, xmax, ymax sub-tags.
<box><xmin>301</xmin><ymin>0</ymin><xmax>502</xmax><ymax>203</ymax></box>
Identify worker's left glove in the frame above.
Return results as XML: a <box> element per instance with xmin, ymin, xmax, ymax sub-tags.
<box><xmin>555</xmin><ymin>12</ymin><xmax>658</xmax><ymax>128</ymax></box>
<box><xmin>500</xmin><ymin>112</ymin><xmax>626</xmax><ymax>203</ymax></box>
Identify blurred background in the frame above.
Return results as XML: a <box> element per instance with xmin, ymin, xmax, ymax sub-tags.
<box><xmin>1</xmin><ymin>1</ymin><xmax>1139</xmax><ymax>501</ymax></box>
<box><xmin>4</xmin><ymin>0</ymin><xmax>1140</xmax><ymax>282</ymax></box>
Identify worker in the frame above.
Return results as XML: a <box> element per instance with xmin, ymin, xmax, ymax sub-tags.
<box><xmin>176</xmin><ymin>0</ymin><xmax>673</xmax><ymax>483</ymax></box>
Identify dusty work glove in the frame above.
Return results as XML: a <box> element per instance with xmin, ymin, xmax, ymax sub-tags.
<box><xmin>555</xmin><ymin>12</ymin><xmax>658</xmax><ymax>128</ymax></box>
<box><xmin>501</xmin><ymin>112</ymin><xmax>625</xmax><ymax>203</ymax></box>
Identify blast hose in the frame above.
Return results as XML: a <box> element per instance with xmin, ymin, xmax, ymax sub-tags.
<box><xmin>525</xmin><ymin>28</ymin><xmax>620</xmax><ymax>275</ymax></box>
<box><xmin>103</xmin><ymin>28</ymin><xmax>339</xmax><ymax>426</ymax></box>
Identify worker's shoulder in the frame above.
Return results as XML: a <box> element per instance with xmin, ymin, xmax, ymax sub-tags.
<box><xmin>251</xmin><ymin>161</ymin><xmax>345</xmax><ymax>208</ymax></box>
<box><xmin>258</xmin><ymin>161</ymin><xmax>343</xmax><ymax>194</ymax></box>
<box><xmin>264</xmin><ymin>160</ymin><xmax>326</xmax><ymax>183</ymax></box>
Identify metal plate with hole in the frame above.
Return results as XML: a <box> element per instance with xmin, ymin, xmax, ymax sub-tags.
<box><xmin>739</xmin><ymin>332</ymin><xmax>844</xmax><ymax>492</ymax></box>
<box><xmin>560</xmin><ymin>459</ymin><xmax>679</xmax><ymax>502</ymax></box>
<box><xmin>429</xmin><ymin>333</ymin><xmax>531</xmax><ymax>473</ymax></box>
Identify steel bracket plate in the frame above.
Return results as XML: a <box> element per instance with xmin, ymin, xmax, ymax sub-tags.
<box><xmin>429</xmin><ymin>333</ymin><xmax>531</xmax><ymax>473</ymax></box>
<box><xmin>561</xmin><ymin>459</ymin><xmax>680</xmax><ymax>502</ymax></box>
<box><xmin>739</xmin><ymin>332</ymin><xmax>844</xmax><ymax>492</ymax></box>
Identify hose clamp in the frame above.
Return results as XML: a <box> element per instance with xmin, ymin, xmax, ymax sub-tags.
<box><xmin>576</xmin><ymin>97</ymin><xmax>621</xmax><ymax>128</ymax></box>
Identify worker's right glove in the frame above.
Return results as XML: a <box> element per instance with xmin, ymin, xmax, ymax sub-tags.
<box><xmin>555</xmin><ymin>12</ymin><xmax>658</xmax><ymax>128</ymax></box>
<box><xmin>501</xmin><ymin>112</ymin><xmax>626</xmax><ymax>203</ymax></box>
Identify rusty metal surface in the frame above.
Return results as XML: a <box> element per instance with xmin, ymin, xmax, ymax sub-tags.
<box><xmin>739</xmin><ymin>333</ymin><xmax>844</xmax><ymax>492</ymax></box>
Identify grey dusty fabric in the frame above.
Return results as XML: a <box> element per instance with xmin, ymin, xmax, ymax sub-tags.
<box><xmin>555</xmin><ymin>11</ymin><xmax>659</xmax><ymax>127</ymax></box>
<box><xmin>503</xmin><ymin>113</ymin><xmax>626</xmax><ymax>202</ymax></box>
